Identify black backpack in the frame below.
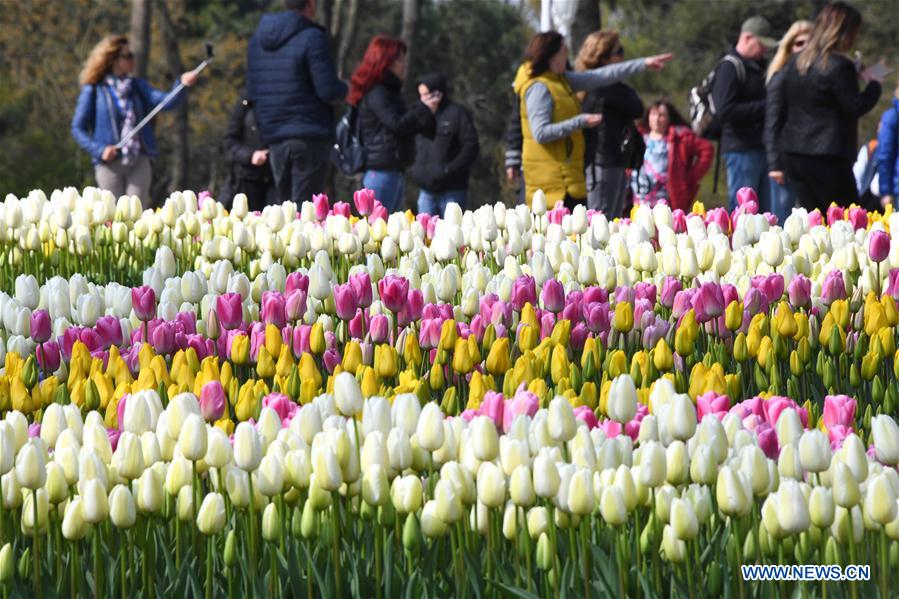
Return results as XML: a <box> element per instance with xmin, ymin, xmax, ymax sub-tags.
<box><xmin>689</xmin><ymin>54</ymin><xmax>746</xmax><ymax>140</ymax></box>
<box><xmin>331</xmin><ymin>106</ymin><xmax>365</xmax><ymax>175</ymax></box>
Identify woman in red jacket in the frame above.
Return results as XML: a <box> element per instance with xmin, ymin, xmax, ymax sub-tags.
<box><xmin>631</xmin><ymin>100</ymin><xmax>714</xmax><ymax>211</ymax></box>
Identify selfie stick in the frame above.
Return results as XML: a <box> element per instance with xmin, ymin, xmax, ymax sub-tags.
<box><xmin>115</xmin><ymin>43</ymin><xmax>214</xmax><ymax>150</ymax></box>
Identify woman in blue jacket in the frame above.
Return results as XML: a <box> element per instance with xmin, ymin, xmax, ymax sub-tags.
<box><xmin>71</xmin><ymin>35</ymin><xmax>197</xmax><ymax>206</ymax></box>
<box><xmin>877</xmin><ymin>85</ymin><xmax>899</xmax><ymax>209</ymax></box>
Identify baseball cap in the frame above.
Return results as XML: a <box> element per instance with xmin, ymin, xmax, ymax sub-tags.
<box><xmin>741</xmin><ymin>16</ymin><xmax>777</xmax><ymax>49</ymax></box>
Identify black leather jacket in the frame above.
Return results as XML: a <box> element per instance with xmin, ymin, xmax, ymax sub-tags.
<box><xmin>770</xmin><ymin>53</ymin><xmax>881</xmax><ymax>161</ymax></box>
<box><xmin>358</xmin><ymin>71</ymin><xmax>435</xmax><ymax>171</ymax></box>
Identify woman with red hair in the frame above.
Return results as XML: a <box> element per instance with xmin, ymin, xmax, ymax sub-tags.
<box><xmin>350</xmin><ymin>35</ymin><xmax>439</xmax><ymax>213</ymax></box>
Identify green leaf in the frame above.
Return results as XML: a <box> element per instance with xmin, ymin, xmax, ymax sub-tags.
<box><xmin>493</xmin><ymin>581</ymin><xmax>541</xmax><ymax>599</ymax></box>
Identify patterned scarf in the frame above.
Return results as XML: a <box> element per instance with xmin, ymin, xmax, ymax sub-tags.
<box><xmin>106</xmin><ymin>75</ymin><xmax>141</xmax><ymax>165</ymax></box>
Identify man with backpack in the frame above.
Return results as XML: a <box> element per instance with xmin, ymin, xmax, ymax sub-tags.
<box><xmin>247</xmin><ymin>0</ymin><xmax>348</xmax><ymax>205</ymax></box>
<box><xmin>710</xmin><ymin>17</ymin><xmax>777</xmax><ymax>212</ymax></box>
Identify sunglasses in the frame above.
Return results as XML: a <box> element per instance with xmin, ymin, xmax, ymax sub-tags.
<box><xmin>793</xmin><ymin>39</ymin><xmax>807</xmax><ymax>50</ymax></box>
<box><xmin>118</xmin><ymin>51</ymin><xmax>135</xmax><ymax>60</ymax></box>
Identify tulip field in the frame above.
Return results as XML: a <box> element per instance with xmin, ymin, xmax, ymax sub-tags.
<box><xmin>2</xmin><ymin>185</ymin><xmax>899</xmax><ymax>598</ymax></box>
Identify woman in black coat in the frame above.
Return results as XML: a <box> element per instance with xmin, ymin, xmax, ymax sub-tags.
<box><xmin>222</xmin><ymin>90</ymin><xmax>275</xmax><ymax>211</ymax></box>
<box><xmin>576</xmin><ymin>30</ymin><xmax>645</xmax><ymax>218</ymax></box>
<box><xmin>766</xmin><ymin>2</ymin><xmax>884</xmax><ymax>212</ymax></box>
<box><xmin>348</xmin><ymin>36</ymin><xmax>438</xmax><ymax>213</ymax></box>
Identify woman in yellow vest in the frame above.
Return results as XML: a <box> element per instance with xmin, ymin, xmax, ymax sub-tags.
<box><xmin>513</xmin><ymin>31</ymin><xmax>672</xmax><ymax>210</ymax></box>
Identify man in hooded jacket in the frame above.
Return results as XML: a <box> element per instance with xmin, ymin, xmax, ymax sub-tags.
<box><xmin>247</xmin><ymin>0</ymin><xmax>348</xmax><ymax>205</ymax></box>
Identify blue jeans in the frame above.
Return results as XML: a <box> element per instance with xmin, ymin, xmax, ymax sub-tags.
<box><xmin>417</xmin><ymin>189</ymin><xmax>467</xmax><ymax>217</ymax></box>
<box><xmin>769</xmin><ymin>179</ymin><xmax>795</xmax><ymax>225</ymax></box>
<box><xmin>724</xmin><ymin>149</ymin><xmax>769</xmax><ymax>213</ymax></box>
<box><xmin>363</xmin><ymin>170</ymin><xmax>405</xmax><ymax>213</ymax></box>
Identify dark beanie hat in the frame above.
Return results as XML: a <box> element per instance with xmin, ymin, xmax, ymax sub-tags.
<box><xmin>419</xmin><ymin>72</ymin><xmax>447</xmax><ymax>94</ymax></box>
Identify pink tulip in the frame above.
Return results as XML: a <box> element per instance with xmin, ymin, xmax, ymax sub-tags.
<box><xmin>261</xmin><ymin>291</ymin><xmax>287</xmax><ymax>328</ymax></box>
<box><xmin>730</xmin><ymin>396</ymin><xmax>765</xmax><ymax>420</ymax></box>
<box><xmin>634</xmin><ymin>282</ymin><xmax>657</xmax><ymax>306</ymax></box>
<box><xmin>262</xmin><ymin>393</ymin><xmax>298</xmax><ymax>427</ymax></box>
<box><xmin>807</xmin><ymin>210</ymin><xmax>823</xmax><ymax>227</ymax></box>
<box><xmin>286</xmin><ymin>272</ymin><xmax>310</xmax><ymax>295</ymax></box>
<box><xmin>348</xmin><ymin>311</ymin><xmax>364</xmax><ymax>339</ymax></box>
<box><xmin>697</xmin><ymin>391</ymin><xmax>730</xmax><ymax>421</ymax></box>
<box><xmin>378</xmin><ymin>275</ymin><xmax>409</xmax><ymax>313</ymax></box>
<box><xmin>823</xmin><ymin>395</ymin><xmax>856</xmax><ymax>430</ymax></box>
<box><xmin>763</xmin><ymin>396</ymin><xmax>808</xmax><ymax>428</ymax></box>
<box><xmin>671</xmin><ymin>209</ymin><xmax>687</xmax><ymax>233</ymax></box>
<box><xmin>370</xmin><ymin>314</ymin><xmax>390</xmax><ymax>344</ymax></box>
<box><xmin>460</xmin><ymin>410</ymin><xmax>479</xmax><ymax>423</ymax></box>
<box><xmin>200</xmin><ymin>380</ymin><xmax>227</xmax><ymax>422</ymax></box>
<box><xmin>354</xmin><ymin>188</ymin><xmax>376</xmax><ymax>216</ymax></box>
<box><xmin>150</xmin><ymin>321</ymin><xmax>174</xmax><ymax>355</ymax></box>
<box><xmin>511</xmin><ymin>275</ymin><xmax>537</xmax><ymax>312</ymax></box>
<box><xmin>333</xmin><ymin>283</ymin><xmax>359</xmax><ymax>321</ymax></box>
<box><xmin>848</xmin><ymin>207</ymin><xmax>867</xmax><ymax>230</ymax></box>
<box><xmin>756</xmin><ymin>422</ymin><xmax>779</xmax><ymax>459</ymax></box>
<box><xmin>285</xmin><ymin>289</ymin><xmax>307</xmax><ymax>322</ymax></box>
<box><xmin>821</xmin><ymin>270</ymin><xmax>847</xmax><ymax>305</ymax></box>
<box><xmin>397</xmin><ymin>289</ymin><xmax>424</xmax><ymax>327</ymax></box>
<box><xmin>292</xmin><ymin>325</ymin><xmax>311</xmax><ymax>357</ymax></box>
<box><xmin>573</xmin><ymin>405</ymin><xmax>598</xmax><ymax>429</ymax></box>
<box><xmin>332</xmin><ymin>201</ymin><xmax>351</xmax><ymax>218</ymax></box>
<box><xmin>624</xmin><ymin>403</ymin><xmax>649</xmax><ymax>440</ymax></box>
<box><xmin>216</xmin><ymin>293</ymin><xmax>244</xmax><ymax>330</ymax></box>
<box><xmin>312</xmin><ymin>193</ymin><xmax>330</xmax><ymax>220</ymax></box>
<box><xmin>736</xmin><ymin>187</ymin><xmax>758</xmax><ymax>207</ymax></box>
<box><xmin>30</xmin><ymin>309</ymin><xmax>51</xmax><ymax>344</ymax></box>
<box><xmin>659</xmin><ymin>277</ymin><xmax>681</xmax><ymax>309</ymax></box>
<box><xmin>570</xmin><ymin>323</ymin><xmax>588</xmax><ymax>350</ymax></box>
<box><xmin>888</xmin><ymin>269</ymin><xmax>899</xmax><ymax>300</ymax></box>
<box><xmin>787</xmin><ymin>275</ymin><xmax>812</xmax><ymax>308</ymax></box>
<box><xmin>36</xmin><ymin>341</ymin><xmax>60</xmax><ymax>372</ymax></box>
<box><xmin>828</xmin><ymin>425</ymin><xmax>852</xmax><ymax>450</ymax></box>
<box><xmin>539</xmin><ymin>312</ymin><xmax>555</xmax><ymax>339</ymax></box>
<box><xmin>540</xmin><ymin>279</ymin><xmax>565</xmax><ymax>313</ymax></box>
<box><xmin>106</xmin><ymin>428</ymin><xmax>122</xmax><ymax>452</ymax></box>
<box><xmin>131</xmin><ymin>286</ymin><xmax>156</xmax><ymax>322</ymax></box>
<box><xmin>692</xmin><ymin>282</ymin><xmax>724</xmax><ymax>323</ymax></box>
<box><xmin>502</xmin><ymin>386</ymin><xmax>539</xmax><ymax>433</ymax></box>
<box><xmin>826</xmin><ymin>205</ymin><xmax>844</xmax><ymax>225</ymax></box>
<box><xmin>704</xmin><ymin>207</ymin><xmax>731</xmax><ymax>233</ymax></box>
<box><xmin>369</xmin><ymin>201</ymin><xmax>388</xmax><ymax>223</ymax></box>
<box><xmin>582</xmin><ymin>286</ymin><xmax>608</xmax><ymax>305</ymax></box>
<box><xmin>597</xmin><ymin>419</ymin><xmax>622</xmax><ymax>438</ymax></box>
<box><xmin>868</xmin><ymin>230</ymin><xmax>890</xmax><ymax>263</ymax></box>
<box><xmin>480</xmin><ymin>392</ymin><xmax>505</xmax><ymax>428</ymax></box>
<box><xmin>323</xmin><ymin>348</ymin><xmax>341</xmax><ymax>373</ymax></box>
<box><xmin>349</xmin><ymin>272</ymin><xmax>373</xmax><ymax>308</ymax></box>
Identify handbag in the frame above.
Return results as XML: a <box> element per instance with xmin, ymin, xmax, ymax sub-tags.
<box><xmin>620</xmin><ymin>125</ymin><xmax>646</xmax><ymax>171</ymax></box>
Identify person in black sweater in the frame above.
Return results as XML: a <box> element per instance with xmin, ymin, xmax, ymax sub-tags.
<box><xmin>348</xmin><ymin>35</ymin><xmax>438</xmax><ymax>213</ymax></box>
<box><xmin>221</xmin><ymin>90</ymin><xmax>275</xmax><ymax>211</ymax></box>
<box><xmin>504</xmin><ymin>89</ymin><xmax>525</xmax><ymax>204</ymax></box>
<box><xmin>409</xmin><ymin>73</ymin><xmax>480</xmax><ymax>216</ymax></box>
<box><xmin>710</xmin><ymin>17</ymin><xmax>777</xmax><ymax>213</ymax></box>
<box><xmin>576</xmin><ymin>30</ymin><xmax>645</xmax><ymax>217</ymax></box>
<box><xmin>767</xmin><ymin>2</ymin><xmax>884</xmax><ymax>213</ymax></box>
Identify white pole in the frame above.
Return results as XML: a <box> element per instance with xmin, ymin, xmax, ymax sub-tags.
<box><xmin>540</xmin><ymin>0</ymin><xmax>552</xmax><ymax>32</ymax></box>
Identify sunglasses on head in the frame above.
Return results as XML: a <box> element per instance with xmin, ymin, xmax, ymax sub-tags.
<box><xmin>118</xmin><ymin>51</ymin><xmax>135</xmax><ymax>60</ymax></box>
<box><xmin>793</xmin><ymin>39</ymin><xmax>807</xmax><ymax>49</ymax></box>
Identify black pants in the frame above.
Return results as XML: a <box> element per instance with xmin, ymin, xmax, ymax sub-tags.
<box><xmin>269</xmin><ymin>138</ymin><xmax>331</xmax><ymax>205</ymax></box>
<box><xmin>782</xmin><ymin>153</ymin><xmax>858</xmax><ymax>213</ymax></box>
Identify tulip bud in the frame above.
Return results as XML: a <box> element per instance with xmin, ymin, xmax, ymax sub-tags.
<box><xmin>224</xmin><ymin>530</ymin><xmax>238</xmax><ymax>567</ymax></box>
<box><xmin>0</xmin><ymin>543</ymin><xmax>12</xmax><ymax>584</ymax></box>
<box><xmin>536</xmin><ymin>532</ymin><xmax>554</xmax><ymax>570</ymax></box>
<box><xmin>403</xmin><ymin>512</ymin><xmax>421</xmax><ymax>555</ymax></box>
<box><xmin>262</xmin><ymin>502</ymin><xmax>281</xmax><ymax>543</ymax></box>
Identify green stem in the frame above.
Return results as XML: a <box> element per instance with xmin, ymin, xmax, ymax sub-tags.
<box><xmin>92</xmin><ymin>525</ymin><xmax>100</xmax><ymax>599</ymax></box>
<box><xmin>206</xmin><ymin>536</ymin><xmax>214</xmax><ymax>599</ymax></box>
<box><xmin>880</xmin><ymin>529</ymin><xmax>888</xmax><ymax>599</ymax></box>
<box><xmin>580</xmin><ymin>519</ymin><xmax>590</xmax><ymax>599</ymax></box>
<box><xmin>33</xmin><ymin>489</ymin><xmax>41</xmax><ymax>599</ymax></box>
<box><xmin>331</xmin><ymin>493</ymin><xmax>341</xmax><ymax>598</ymax></box>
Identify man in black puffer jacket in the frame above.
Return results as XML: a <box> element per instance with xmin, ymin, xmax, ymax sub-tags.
<box><xmin>409</xmin><ymin>73</ymin><xmax>480</xmax><ymax>216</ymax></box>
<box><xmin>247</xmin><ymin>0</ymin><xmax>347</xmax><ymax>205</ymax></box>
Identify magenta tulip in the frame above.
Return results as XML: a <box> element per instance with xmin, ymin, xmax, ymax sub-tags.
<box><xmin>826</xmin><ymin>205</ymin><xmax>844</xmax><ymax>226</ymax></box>
<box><xmin>36</xmin><ymin>341</ymin><xmax>60</xmax><ymax>373</ymax></box>
<box><xmin>349</xmin><ymin>272</ymin><xmax>373</xmax><ymax>308</ymax></box>
<box><xmin>692</xmin><ymin>282</ymin><xmax>724</xmax><ymax>323</ymax></box>
<box><xmin>200</xmin><ymin>380</ymin><xmax>227</xmax><ymax>422</ymax></box>
<box><xmin>285</xmin><ymin>289</ymin><xmax>307</xmax><ymax>322</ymax></box>
<box><xmin>333</xmin><ymin>283</ymin><xmax>359</xmax><ymax>321</ymax></box>
<box><xmin>510</xmin><ymin>275</ymin><xmax>537</xmax><ymax>312</ymax></box>
<box><xmin>787</xmin><ymin>275</ymin><xmax>812</xmax><ymax>308</ymax></box>
<box><xmin>821</xmin><ymin>270</ymin><xmax>847</xmax><ymax>305</ymax></box>
<box><xmin>216</xmin><ymin>293</ymin><xmax>244</xmax><ymax>330</ymax></box>
<box><xmin>848</xmin><ymin>207</ymin><xmax>867</xmax><ymax>230</ymax></box>
<box><xmin>540</xmin><ymin>278</ymin><xmax>565</xmax><ymax>313</ymax></box>
<box><xmin>573</xmin><ymin>405</ymin><xmax>598</xmax><ymax>429</ymax></box>
<box><xmin>378</xmin><ymin>275</ymin><xmax>409</xmax><ymax>313</ymax></box>
<box><xmin>868</xmin><ymin>230</ymin><xmax>890</xmax><ymax>263</ymax></box>
<box><xmin>697</xmin><ymin>391</ymin><xmax>730</xmax><ymax>421</ymax></box>
<box><xmin>261</xmin><ymin>292</ymin><xmax>287</xmax><ymax>329</ymax></box>
<box><xmin>354</xmin><ymin>188</ymin><xmax>376</xmax><ymax>216</ymax></box>
<box><xmin>370</xmin><ymin>314</ymin><xmax>390</xmax><ymax>344</ymax></box>
<box><xmin>479</xmin><ymin>392</ymin><xmax>505</xmax><ymax>429</ymax></box>
<box><xmin>131</xmin><ymin>286</ymin><xmax>156</xmax><ymax>322</ymax></box>
<box><xmin>262</xmin><ymin>393</ymin><xmax>299</xmax><ymax>427</ymax></box>
<box><xmin>312</xmin><ymin>193</ymin><xmax>330</xmax><ymax>220</ymax></box>
<box><xmin>285</xmin><ymin>272</ymin><xmax>310</xmax><ymax>295</ymax></box>
<box><xmin>823</xmin><ymin>395</ymin><xmax>856</xmax><ymax>430</ymax></box>
<box><xmin>94</xmin><ymin>315</ymin><xmax>123</xmax><ymax>349</ymax></box>
<box><xmin>30</xmin><ymin>309</ymin><xmax>51</xmax><ymax>344</ymax></box>
<box><xmin>332</xmin><ymin>201</ymin><xmax>351</xmax><ymax>218</ymax></box>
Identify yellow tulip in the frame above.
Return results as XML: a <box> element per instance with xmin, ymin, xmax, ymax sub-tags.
<box><xmin>614</xmin><ymin>302</ymin><xmax>634</xmax><ymax>333</ymax></box>
<box><xmin>653</xmin><ymin>338</ymin><xmax>674</xmax><ymax>372</ymax></box>
<box><xmin>486</xmin><ymin>337</ymin><xmax>511</xmax><ymax>376</ymax></box>
<box><xmin>452</xmin><ymin>338</ymin><xmax>473</xmax><ymax>375</ymax></box>
<box><xmin>774</xmin><ymin>302</ymin><xmax>798</xmax><ymax>338</ymax></box>
<box><xmin>309</xmin><ymin>323</ymin><xmax>326</xmax><ymax>355</ymax></box>
<box><xmin>276</xmin><ymin>345</ymin><xmax>294</xmax><ymax>378</ymax></box>
<box><xmin>256</xmin><ymin>346</ymin><xmax>276</xmax><ymax>379</ymax></box>
<box><xmin>375</xmin><ymin>344</ymin><xmax>398</xmax><ymax>379</ymax></box>
<box><xmin>440</xmin><ymin>319</ymin><xmax>458</xmax><ymax>352</ymax></box>
<box><xmin>467</xmin><ymin>335</ymin><xmax>481</xmax><ymax>366</ymax></box>
<box><xmin>757</xmin><ymin>336</ymin><xmax>773</xmax><ymax>370</ymax></box>
<box><xmin>264</xmin><ymin>324</ymin><xmax>282</xmax><ymax>359</ymax></box>
<box><xmin>830</xmin><ymin>300</ymin><xmax>849</xmax><ymax>330</ymax></box>
<box><xmin>404</xmin><ymin>333</ymin><xmax>422</xmax><ymax>371</ymax></box>
<box><xmin>881</xmin><ymin>296</ymin><xmax>898</xmax><ymax>326</ymax></box>
<box><xmin>864</xmin><ymin>301</ymin><xmax>888</xmax><ymax>337</ymax></box>
<box><xmin>298</xmin><ymin>353</ymin><xmax>322</xmax><ymax>391</ymax></box>
<box><xmin>468</xmin><ymin>371</ymin><xmax>487</xmax><ymax>409</ymax></box>
<box><xmin>518</xmin><ymin>324</ymin><xmax>539</xmax><ymax>353</ymax></box>
<box><xmin>235</xmin><ymin>381</ymin><xmax>259</xmax><ymax>421</ymax></box>
<box><xmin>724</xmin><ymin>300</ymin><xmax>743</xmax><ymax>332</ymax></box>
<box><xmin>550</xmin><ymin>344</ymin><xmax>569</xmax><ymax>385</ymax></box>
<box><xmin>579</xmin><ymin>381</ymin><xmax>598</xmax><ymax>410</ymax></box>
<box><xmin>521</xmin><ymin>302</ymin><xmax>538</xmax><ymax>328</ymax></box>
<box><xmin>361</xmin><ymin>367</ymin><xmax>380</xmax><ymax>398</ymax></box>
<box><xmin>607</xmin><ymin>350</ymin><xmax>627</xmax><ymax>379</ymax></box>
<box><xmin>230</xmin><ymin>334</ymin><xmax>250</xmax><ymax>365</ymax></box>
<box><xmin>341</xmin><ymin>341</ymin><xmax>362</xmax><ymax>376</ymax></box>
<box><xmin>550</xmin><ymin>320</ymin><xmax>571</xmax><ymax>347</ymax></box>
